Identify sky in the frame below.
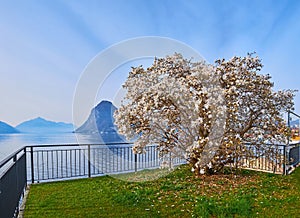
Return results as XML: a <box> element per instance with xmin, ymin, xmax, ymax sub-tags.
<box><xmin>1</xmin><ymin>0</ymin><xmax>300</xmax><ymax>126</ymax></box>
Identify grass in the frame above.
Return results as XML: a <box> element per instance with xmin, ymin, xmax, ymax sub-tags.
<box><xmin>24</xmin><ymin>165</ymin><xmax>300</xmax><ymax>218</ymax></box>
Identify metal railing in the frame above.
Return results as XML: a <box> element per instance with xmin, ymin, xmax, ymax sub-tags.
<box><xmin>25</xmin><ymin>142</ymin><xmax>300</xmax><ymax>183</ymax></box>
<box><xmin>1</xmin><ymin>142</ymin><xmax>299</xmax><ymax>217</ymax></box>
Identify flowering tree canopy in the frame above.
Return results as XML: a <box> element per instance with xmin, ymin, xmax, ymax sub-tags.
<box><xmin>114</xmin><ymin>53</ymin><xmax>296</xmax><ymax>175</ymax></box>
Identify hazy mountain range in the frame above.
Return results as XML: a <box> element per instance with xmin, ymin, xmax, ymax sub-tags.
<box><xmin>0</xmin><ymin>117</ymin><xmax>75</xmax><ymax>134</ymax></box>
<box><xmin>16</xmin><ymin>117</ymin><xmax>75</xmax><ymax>133</ymax></box>
<box><xmin>0</xmin><ymin>101</ymin><xmax>125</xmax><ymax>143</ymax></box>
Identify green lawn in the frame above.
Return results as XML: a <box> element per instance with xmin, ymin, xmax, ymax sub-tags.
<box><xmin>24</xmin><ymin>165</ymin><xmax>300</xmax><ymax>218</ymax></box>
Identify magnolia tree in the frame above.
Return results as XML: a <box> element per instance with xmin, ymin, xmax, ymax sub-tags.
<box><xmin>114</xmin><ymin>53</ymin><xmax>295</xmax><ymax>175</ymax></box>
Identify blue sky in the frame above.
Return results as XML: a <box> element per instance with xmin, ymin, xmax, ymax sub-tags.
<box><xmin>1</xmin><ymin>0</ymin><xmax>300</xmax><ymax>126</ymax></box>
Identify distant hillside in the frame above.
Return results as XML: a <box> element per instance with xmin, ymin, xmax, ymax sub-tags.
<box><xmin>290</xmin><ymin>119</ymin><xmax>299</xmax><ymax>127</ymax></box>
<box><xmin>0</xmin><ymin>121</ymin><xmax>19</xmax><ymax>134</ymax></box>
<box><xmin>75</xmin><ymin>101</ymin><xmax>125</xmax><ymax>143</ymax></box>
<box><xmin>16</xmin><ymin>117</ymin><xmax>74</xmax><ymax>133</ymax></box>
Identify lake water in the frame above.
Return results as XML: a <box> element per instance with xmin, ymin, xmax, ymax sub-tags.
<box><xmin>0</xmin><ymin>133</ymin><xmax>125</xmax><ymax>162</ymax></box>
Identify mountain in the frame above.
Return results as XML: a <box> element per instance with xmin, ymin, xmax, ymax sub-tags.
<box><xmin>75</xmin><ymin>101</ymin><xmax>125</xmax><ymax>143</ymax></box>
<box><xmin>16</xmin><ymin>117</ymin><xmax>74</xmax><ymax>133</ymax></box>
<box><xmin>0</xmin><ymin>121</ymin><xmax>19</xmax><ymax>134</ymax></box>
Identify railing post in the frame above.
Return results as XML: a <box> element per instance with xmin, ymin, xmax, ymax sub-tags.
<box><xmin>88</xmin><ymin>145</ymin><xmax>91</xmax><ymax>178</ymax></box>
<box><xmin>30</xmin><ymin>146</ymin><xmax>34</xmax><ymax>183</ymax></box>
<box><xmin>284</xmin><ymin>111</ymin><xmax>291</xmax><ymax>175</ymax></box>
<box><xmin>134</xmin><ymin>153</ymin><xmax>137</xmax><ymax>172</ymax></box>
<box><xmin>299</xmin><ymin>143</ymin><xmax>300</xmax><ymax>165</ymax></box>
<box><xmin>13</xmin><ymin>154</ymin><xmax>17</xmax><ymax>162</ymax></box>
<box><xmin>24</xmin><ymin>147</ymin><xmax>27</xmax><ymax>187</ymax></box>
<box><xmin>169</xmin><ymin>152</ymin><xmax>172</xmax><ymax>169</ymax></box>
<box><xmin>283</xmin><ymin>145</ymin><xmax>287</xmax><ymax>175</ymax></box>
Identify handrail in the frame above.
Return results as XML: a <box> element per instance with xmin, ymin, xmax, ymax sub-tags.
<box><xmin>25</xmin><ymin>142</ymin><xmax>133</xmax><ymax>148</ymax></box>
<box><xmin>0</xmin><ymin>146</ymin><xmax>26</xmax><ymax>168</ymax></box>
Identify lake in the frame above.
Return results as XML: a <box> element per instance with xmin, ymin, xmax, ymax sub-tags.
<box><xmin>0</xmin><ymin>133</ymin><xmax>125</xmax><ymax>162</ymax></box>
